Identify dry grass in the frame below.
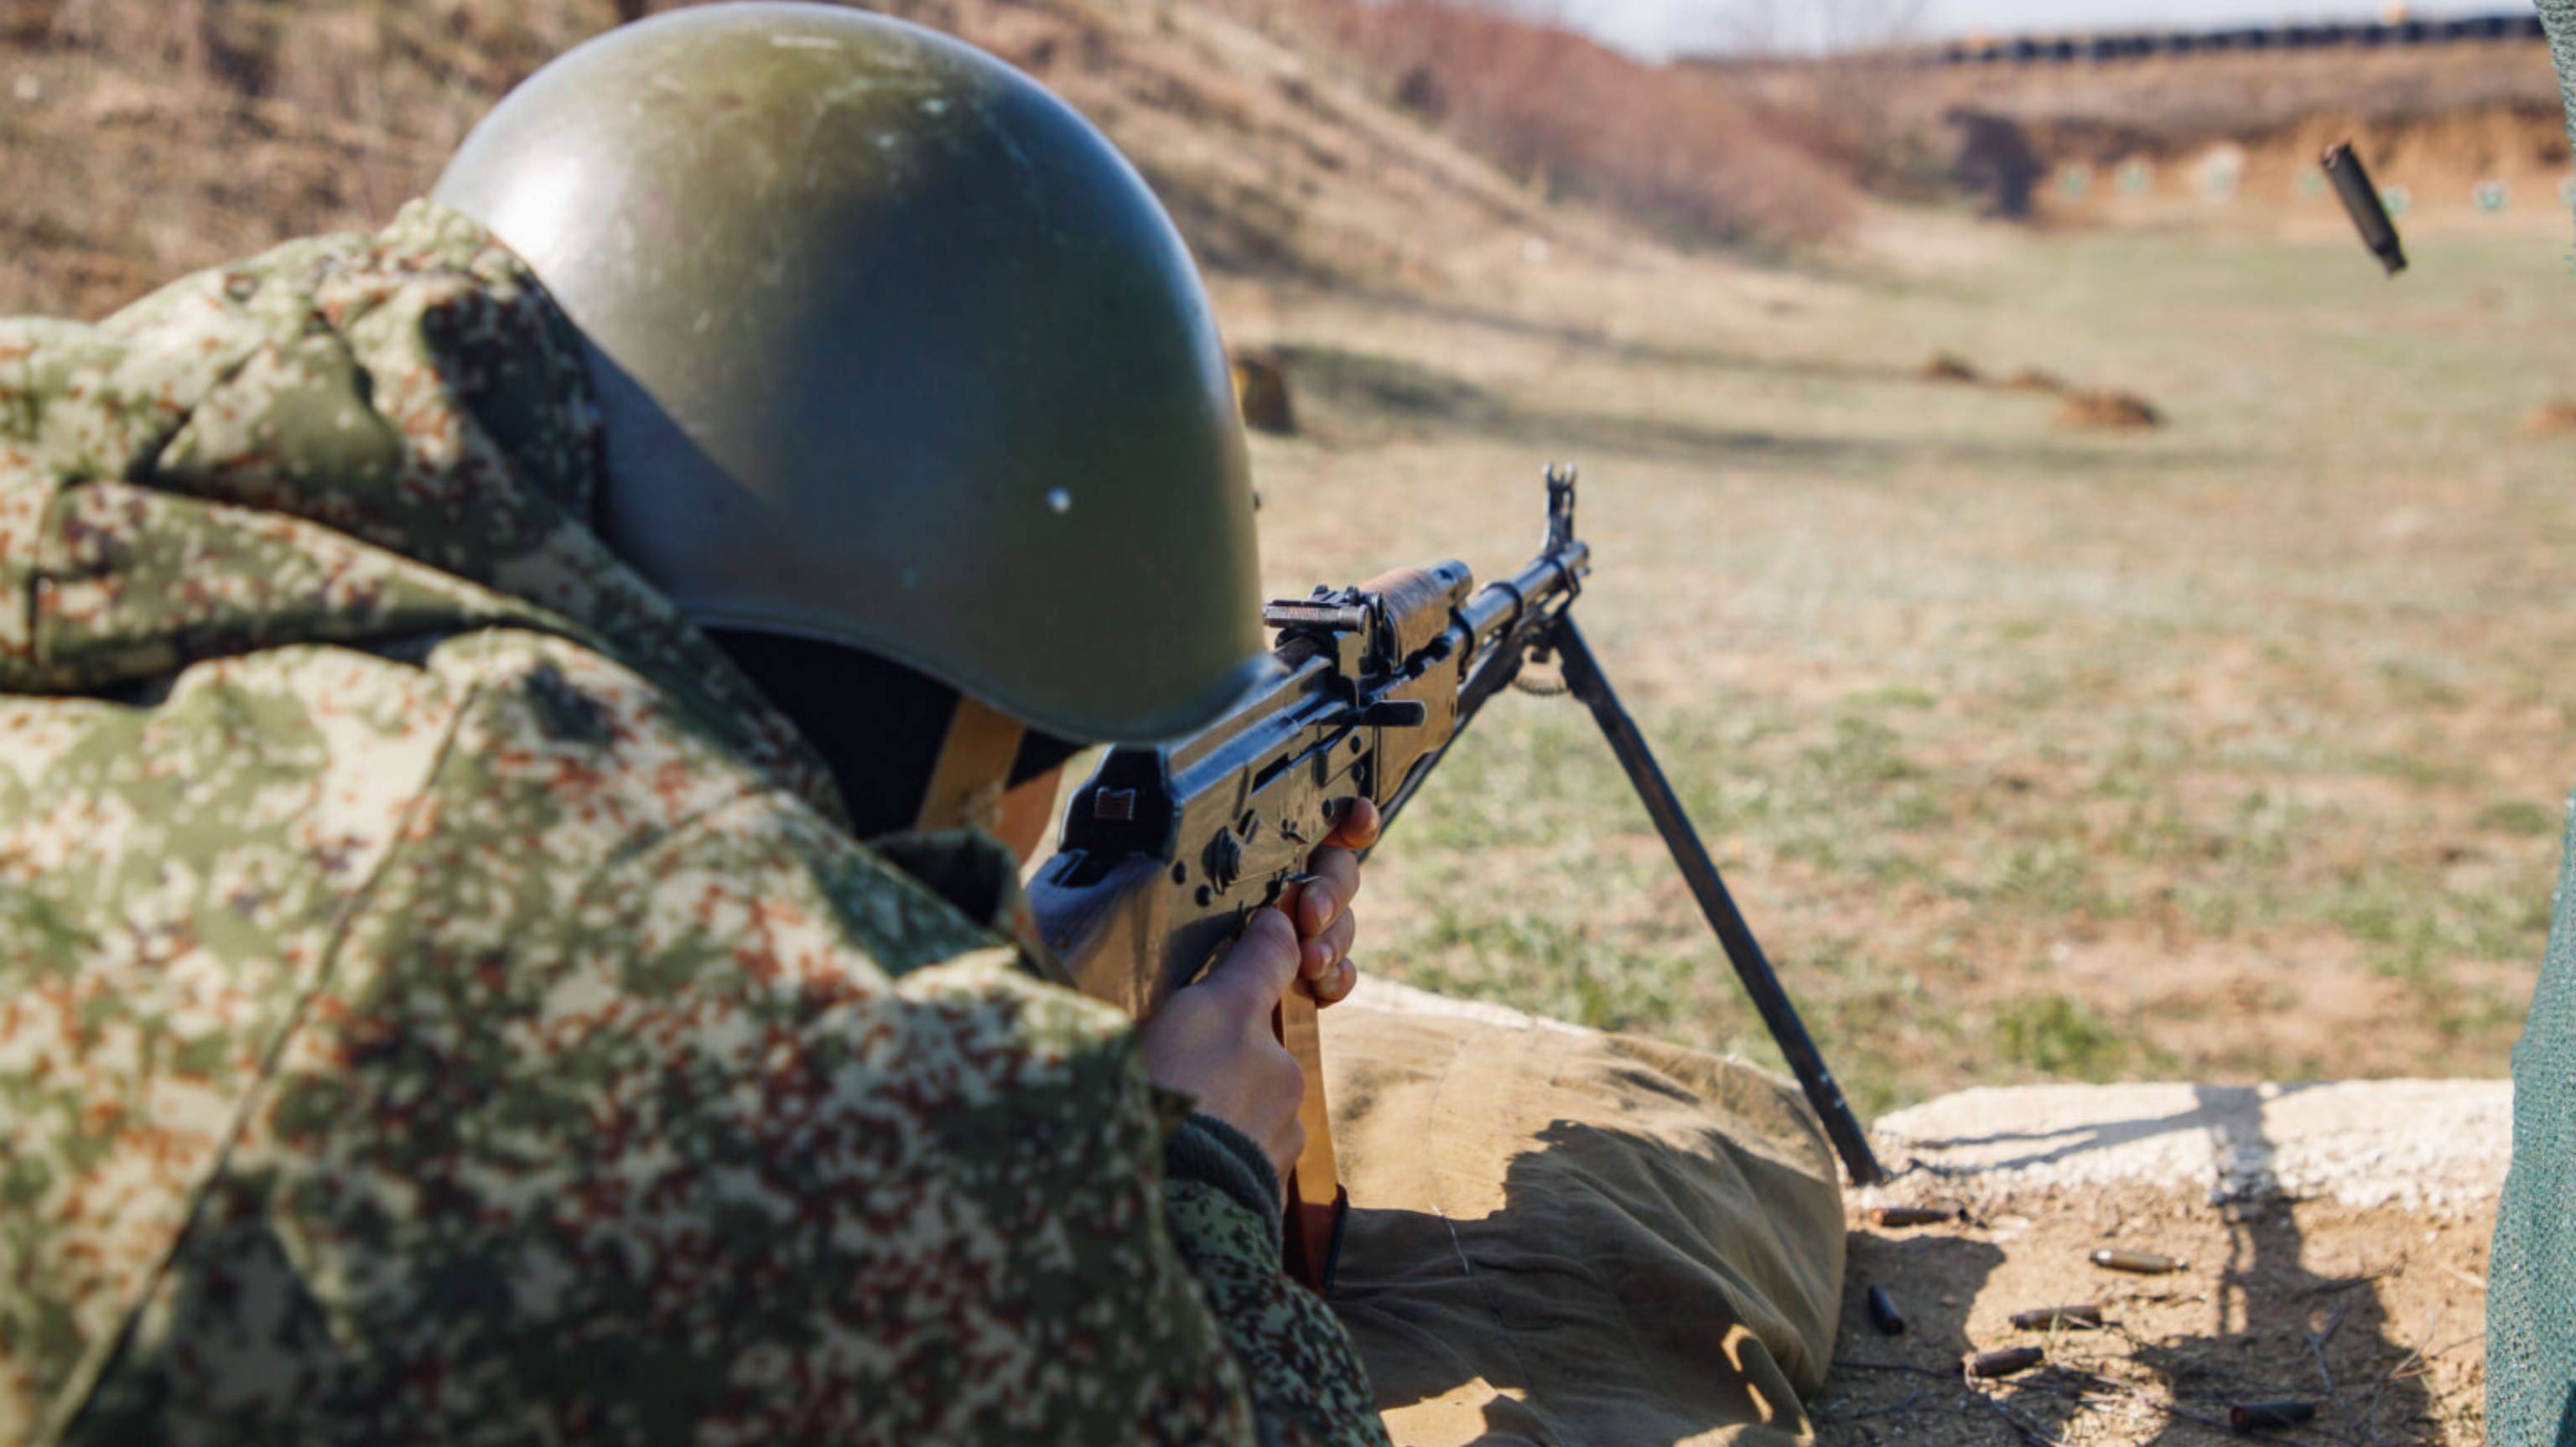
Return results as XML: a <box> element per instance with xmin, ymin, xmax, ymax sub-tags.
<box><xmin>1296</xmin><ymin>0</ymin><xmax>1856</xmax><ymax>249</ymax></box>
<box><xmin>0</xmin><ymin>0</ymin><xmax>619</xmax><ymax>314</ymax></box>
<box><xmin>1233</xmin><ymin>205</ymin><xmax>2572</xmax><ymax>1118</ymax></box>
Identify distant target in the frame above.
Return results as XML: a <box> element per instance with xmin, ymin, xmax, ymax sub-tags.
<box><xmin>2196</xmin><ymin>144</ymin><xmax>2246</xmax><ymax>201</ymax></box>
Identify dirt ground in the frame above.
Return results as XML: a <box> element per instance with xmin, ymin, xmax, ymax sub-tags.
<box><xmin>1808</xmin><ymin>1081</ymin><xmax>2501</xmax><ymax>1444</ymax></box>
<box><xmin>1820</xmin><ymin>1190</ymin><xmax>2489</xmax><ymax>1445</ymax></box>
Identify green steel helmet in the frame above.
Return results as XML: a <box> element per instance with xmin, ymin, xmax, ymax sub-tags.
<box><xmin>432</xmin><ymin>3</ymin><xmax>1269</xmax><ymax>743</ymax></box>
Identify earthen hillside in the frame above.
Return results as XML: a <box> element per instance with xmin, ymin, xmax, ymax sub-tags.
<box><xmin>1719</xmin><ymin>34</ymin><xmax>2571</xmax><ymax>221</ymax></box>
<box><xmin>0</xmin><ymin>0</ymin><xmax>1602</xmax><ymax>319</ymax></box>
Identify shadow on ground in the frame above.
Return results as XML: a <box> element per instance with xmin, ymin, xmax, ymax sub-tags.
<box><xmin>1815</xmin><ymin>1087</ymin><xmax>2440</xmax><ymax>1444</ymax></box>
<box><xmin>1270</xmin><ymin>343</ymin><xmax>2242</xmax><ymax>479</ymax></box>
<box><xmin>1332</xmin><ymin>285</ymin><xmax>1911</xmax><ymax>381</ymax></box>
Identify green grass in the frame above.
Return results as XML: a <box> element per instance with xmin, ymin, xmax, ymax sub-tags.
<box><xmin>1993</xmin><ymin>993</ymin><xmax>2142</xmax><ymax>1079</ymax></box>
<box><xmin>2478</xmin><ymin>799</ymin><xmax>2560</xmax><ymax>838</ymax></box>
<box><xmin>1254</xmin><ymin>218</ymin><xmax>2576</xmax><ymax>1110</ymax></box>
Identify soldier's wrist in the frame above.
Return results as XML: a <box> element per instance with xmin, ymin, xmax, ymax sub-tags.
<box><xmin>1165</xmin><ymin>1112</ymin><xmax>1284</xmax><ymax>1253</ymax></box>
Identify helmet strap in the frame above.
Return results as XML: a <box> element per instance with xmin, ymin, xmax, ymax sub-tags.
<box><xmin>915</xmin><ymin>696</ymin><xmax>1026</xmax><ymax>834</ymax></box>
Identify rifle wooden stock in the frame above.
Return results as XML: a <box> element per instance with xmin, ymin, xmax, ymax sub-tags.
<box><xmin>1274</xmin><ymin>988</ymin><xmax>1343</xmax><ymax>1286</ymax></box>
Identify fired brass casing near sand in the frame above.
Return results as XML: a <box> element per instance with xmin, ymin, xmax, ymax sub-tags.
<box><xmin>2008</xmin><ymin>1304</ymin><xmax>2106</xmax><ymax>1330</ymax></box>
<box><xmin>1965</xmin><ymin>1346</ymin><xmax>2044</xmax><ymax>1379</ymax></box>
<box><xmin>2089</xmin><ymin>1247</ymin><xmax>2183</xmax><ymax>1273</ymax></box>
<box><xmin>1865</xmin><ymin>1284</ymin><xmax>1907</xmax><ymax>1335</ymax></box>
<box><xmin>1867</xmin><ymin>1205</ymin><xmax>1957</xmax><ymax>1227</ymax></box>
<box><xmin>2230</xmin><ymin>1400</ymin><xmax>2319</xmax><ymax>1432</ymax></box>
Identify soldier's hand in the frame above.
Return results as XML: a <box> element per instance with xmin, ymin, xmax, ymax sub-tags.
<box><xmin>1139</xmin><ymin>796</ymin><xmax>1379</xmax><ymax>1180</ymax></box>
<box><xmin>1141</xmin><ymin>906</ymin><xmax>1311</xmax><ymax>1179</ymax></box>
<box><xmin>1287</xmin><ymin>796</ymin><xmax>1379</xmax><ymax>1009</ymax></box>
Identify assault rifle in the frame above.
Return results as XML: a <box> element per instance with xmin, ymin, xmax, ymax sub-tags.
<box><xmin>1028</xmin><ymin>466</ymin><xmax>1883</xmax><ymax>1289</ymax></box>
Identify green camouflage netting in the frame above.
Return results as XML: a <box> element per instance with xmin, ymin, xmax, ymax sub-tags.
<box><xmin>2490</xmin><ymin>13</ymin><xmax>2576</xmax><ymax>1444</ymax></box>
<box><xmin>2490</xmin><ymin>800</ymin><xmax>2576</xmax><ymax>1444</ymax></box>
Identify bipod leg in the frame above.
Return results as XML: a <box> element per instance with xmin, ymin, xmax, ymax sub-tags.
<box><xmin>1547</xmin><ymin>615</ymin><xmax>1888</xmax><ymax>1186</ymax></box>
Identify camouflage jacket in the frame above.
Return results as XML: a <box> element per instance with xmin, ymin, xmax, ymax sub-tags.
<box><xmin>0</xmin><ymin>202</ymin><xmax>1388</xmax><ymax>1447</ymax></box>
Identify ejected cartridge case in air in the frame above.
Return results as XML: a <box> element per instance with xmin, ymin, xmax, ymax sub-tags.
<box><xmin>2230</xmin><ymin>1400</ymin><xmax>2319</xmax><ymax>1432</ymax></box>
<box><xmin>1867</xmin><ymin>1205</ymin><xmax>1959</xmax><ymax>1227</ymax></box>
<box><xmin>1964</xmin><ymin>1346</ymin><xmax>2044</xmax><ymax>1379</ymax></box>
<box><xmin>2320</xmin><ymin>142</ymin><xmax>2406</xmax><ymax>275</ymax></box>
<box><xmin>2089</xmin><ymin>1247</ymin><xmax>2184</xmax><ymax>1274</ymax></box>
<box><xmin>2008</xmin><ymin>1304</ymin><xmax>2105</xmax><ymax>1330</ymax></box>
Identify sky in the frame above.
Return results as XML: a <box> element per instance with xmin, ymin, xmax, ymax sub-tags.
<box><xmin>1572</xmin><ymin>0</ymin><xmax>2521</xmax><ymax>60</ymax></box>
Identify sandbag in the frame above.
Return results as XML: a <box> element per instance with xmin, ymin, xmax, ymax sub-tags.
<box><xmin>1322</xmin><ymin>984</ymin><xmax>1846</xmax><ymax>1447</ymax></box>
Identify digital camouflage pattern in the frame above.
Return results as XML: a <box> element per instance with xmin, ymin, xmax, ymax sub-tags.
<box><xmin>0</xmin><ymin>202</ymin><xmax>1388</xmax><ymax>1447</ymax></box>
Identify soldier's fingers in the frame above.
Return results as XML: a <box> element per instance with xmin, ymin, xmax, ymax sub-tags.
<box><xmin>1311</xmin><ymin>955</ymin><xmax>1361</xmax><ymax>1009</ymax></box>
<box><xmin>1300</xmin><ymin>910</ymin><xmax>1357</xmax><ymax>983</ymax></box>
<box><xmin>1327</xmin><ymin>796</ymin><xmax>1383</xmax><ymax>850</ymax></box>
<box><xmin>1298</xmin><ymin>846</ymin><xmax>1363</xmax><ymax>936</ymax></box>
<box><xmin>1205</xmin><ymin>906</ymin><xmax>1301</xmax><ymax>1014</ymax></box>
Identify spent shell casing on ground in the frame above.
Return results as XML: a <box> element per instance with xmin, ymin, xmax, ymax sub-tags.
<box><xmin>2089</xmin><ymin>1247</ymin><xmax>2184</xmax><ymax>1273</ymax></box>
<box><xmin>1864</xmin><ymin>1284</ymin><xmax>1906</xmax><ymax>1335</ymax></box>
<box><xmin>1867</xmin><ymin>1205</ymin><xmax>1958</xmax><ymax>1227</ymax></box>
<box><xmin>2007</xmin><ymin>1304</ymin><xmax>2105</xmax><ymax>1330</ymax></box>
<box><xmin>2230</xmin><ymin>1400</ymin><xmax>2319</xmax><ymax>1432</ymax></box>
<box><xmin>1964</xmin><ymin>1346</ymin><xmax>2044</xmax><ymax>1379</ymax></box>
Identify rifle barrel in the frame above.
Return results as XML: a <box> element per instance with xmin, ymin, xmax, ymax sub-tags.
<box><xmin>1452</xmin><ymin>539</ymin><xmax>1591</xmax><ymax>661</ymax></box>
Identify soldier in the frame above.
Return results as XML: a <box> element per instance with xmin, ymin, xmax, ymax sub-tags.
<box><xmin>1</xmin><ymin>7</ymin><xmax>1850</xmax><ymax>1445</ymax></box>
<box><xmin>0</xmin><ymin>6</ymin><xmax>1387</xmax><ymax>1443</ymax></box>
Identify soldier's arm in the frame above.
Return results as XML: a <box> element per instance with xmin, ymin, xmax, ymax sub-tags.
<box><xmin>546</xmin><ymin>781</ymin><xmax>1392</xmax><ymax>1446</ymax></box>
<box><xmin>1140</xmin><ymin>900</ymin><xmax>1389</xmax><ymax>1447</ymax></box>
<box><xmin>538</xmin><ymin>785</ymin><xmax>1343</xmax><ymax>1444</ymax></box>
<box><xmin>1161</xmin><ymin>1158</ymin><xmax>1391</xmax><ymax>1447</ymax></box>
<box><xmin>69</xmin><ymin>636</ymin><xmax>1381</xmax><ymax>1445</ymax></box>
